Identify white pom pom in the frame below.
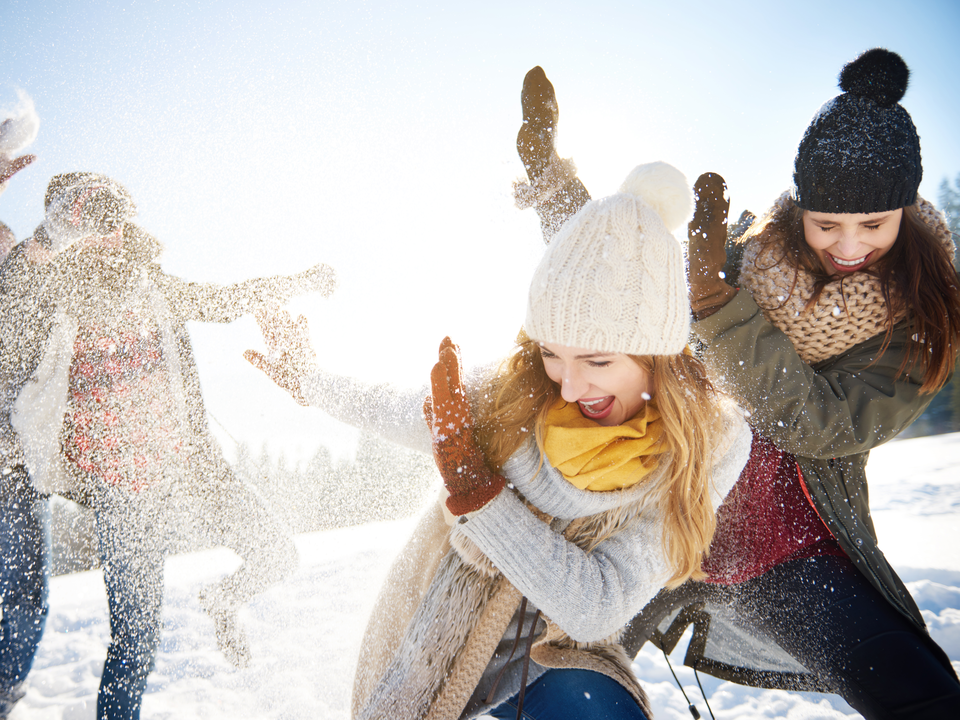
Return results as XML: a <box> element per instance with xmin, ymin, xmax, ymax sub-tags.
<box><xmin>618</xmin><ymin>161</ymin><xmax>693</xmax><ymax>232</ymax></box>
<box><xmin>0</xmin><ymin>90</ymin><xmax>40</xmax><ymax>155</ymax></box>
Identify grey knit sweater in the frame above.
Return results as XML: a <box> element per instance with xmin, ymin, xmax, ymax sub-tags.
<box><xmin>303</xmin><ymin>365</ymin><xmax>750</xmax><ymax>716</ymax></box>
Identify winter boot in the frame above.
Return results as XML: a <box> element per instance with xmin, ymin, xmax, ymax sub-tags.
<box><xmin>199</xmin><ymin>583</ymin><xmax>252</xmax><ymax>670</ymax></box>
<box><xmin>513</xmin><ymin>66</ymin><xmax>590</xmax><ymax>243</ymax></box>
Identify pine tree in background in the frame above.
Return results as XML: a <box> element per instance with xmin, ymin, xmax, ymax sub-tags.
<box><xmin>938</xmin><ymin>175</ymin><xmax>960</xmax><ymax>433</ymax></box>
<box><xmin>939</xmin><ymin>174</ymin><xmax>960</xmax><ymax>239</ymax></box>
<box><xmin>50</xmin><ymin>433</ymin><xmax>438</xmax><ymax>575</ymax></box>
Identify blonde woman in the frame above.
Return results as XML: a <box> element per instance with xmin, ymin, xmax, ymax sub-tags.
<box><xmin>248</xmin><ymin>162</ymin><xmax>751</xmax><ymax>720</ymax></box>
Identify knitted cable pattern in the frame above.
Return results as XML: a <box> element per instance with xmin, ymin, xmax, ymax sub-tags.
<box><xmin>739</xmin><ymin>193</ymin><xmax>954</xmax><ymax>364</ymax></box>
<box><xmin>525</xmin><ymin>193</ymin><xmax>688</xmax><ymax>355</ymax></box>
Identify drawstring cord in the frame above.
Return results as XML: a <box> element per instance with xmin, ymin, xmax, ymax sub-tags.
<box><xmin>484</xmin><ymin>596</ymin><xmax>541</xmax><ymax>720</ymax></box>
<box><xmin>516</xmin><ymin>608</ymin><xmax>541</xmax><ymax>719</ymax></box>
<box><xmin>661</xmin><ymin>645</ymin><xmax>715</xmax><ymax>720</ymax></box>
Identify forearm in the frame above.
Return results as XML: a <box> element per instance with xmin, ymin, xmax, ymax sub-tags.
<box><xmin>695</xmin><ymin>291</ymin><xmax>929</xmax><ymax>457</ymax></box>
<box><xmin>164</xmin><ymin>264</ymin><xmax>337</xmax><ymax>324</ymax></box>
<box><xmin>456</xmin><ymin>490</ymin><xmax>669</xmax><ymax>642</ymax></box>
<box><xmin>300</xmin><ymin>368</ymin><xmax>432</xmax><ymax>454</ymax></box>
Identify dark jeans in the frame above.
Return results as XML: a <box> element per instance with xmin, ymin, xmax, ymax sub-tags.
<box><xmin>734</xmin><ymin>556</ymin><xmax>960</xmax><ymax>720</ymax></box>
<box><xmin>488</xmin><ymin>669</ymin><xmax>649</xmax><ymax>720</ymax></box>
<box><xmin>0</xmin><ymin>467</ymin><xmax>49</xmax><ymax>714</ymax></box>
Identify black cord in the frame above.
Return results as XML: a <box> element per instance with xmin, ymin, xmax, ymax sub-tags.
<box><xmin>694</xmin><ymin>667</ymin><xmax>716</xmax><ymax>720</ymax></box>
<box><xmin>661</xmin><ymin>645</ymin><xmax>701</xmax><ymax>719</ymax></box>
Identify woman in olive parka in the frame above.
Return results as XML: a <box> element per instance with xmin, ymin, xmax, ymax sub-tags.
<box><xmin>513</xmin><ymin>51</ymin><xmax>960</xmax><ymax>719</ymax></box>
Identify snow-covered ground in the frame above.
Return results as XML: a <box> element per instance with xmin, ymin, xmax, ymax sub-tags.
<box><xmin>11</xmin><ymin>433</ymin><xmax>960</xmax><ymax>719</ymax></box>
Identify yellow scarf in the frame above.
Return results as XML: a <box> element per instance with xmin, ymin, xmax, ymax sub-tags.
<box><xmin>541</xmin><ymin>398</ymin><xmax>664</xmax><ymax>491</ymax></box>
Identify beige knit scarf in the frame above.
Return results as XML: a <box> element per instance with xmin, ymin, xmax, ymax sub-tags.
<box><xmin>738</xmin><ymin>193</ymin><xmax>953</xmax><ymax>364</ymax></box>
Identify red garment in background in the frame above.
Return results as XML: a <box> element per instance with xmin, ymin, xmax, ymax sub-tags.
<box><xmin>63</xmin><ymin>309</ymin><xmax>186</xmax><ymax>492</ymax></box>
<box><xmin>702</xmin><ymin>433</ymin><xmax>846</xmax><ymax>585</ymax></box>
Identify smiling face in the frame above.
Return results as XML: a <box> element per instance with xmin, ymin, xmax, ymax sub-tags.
<box><xmin>802</xmin><ymin>208</ymin><xmax>903</xmax><ymax>275</ymax></box>
<box><xmin>539</xmin><ymin>342</ymin><xmax>653</xmax><ymax>426</ymax></box>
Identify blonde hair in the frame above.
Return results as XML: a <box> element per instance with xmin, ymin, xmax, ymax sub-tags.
<box><xmin>473</xmin><ymin>331</ymin><xmax>726</xmax><ymax>587</ymax></box>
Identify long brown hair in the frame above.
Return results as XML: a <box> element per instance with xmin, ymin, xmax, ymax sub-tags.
<box><xmin>743</xmin><ymin>199</ymin><xmax>960</xmax><ymax>393</ymax></box>
<box><xmin>472</xmin><ymin>331</ymin><xmax>727</xmax><ymax>587</ymax></box>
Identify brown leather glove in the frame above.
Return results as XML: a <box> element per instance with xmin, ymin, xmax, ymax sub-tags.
<box><xmin>688</xmin><ymin>173</ymin><xmax>737</xmax><ymax>319</ymax></box>
<box><xmin>425</xmin><ymin>338</ymin><xmax>505</xmax><ymax>516</ymax></box>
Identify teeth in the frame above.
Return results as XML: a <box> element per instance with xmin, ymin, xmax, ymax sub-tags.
<box><xmin>580</xmin><ymin>398</ymin><xmax>604</xmax><ymax>406</ymax></box>
<box><xmin>831</xmin><ymin>253</ymin><xmax>869</xmax><ymax>266</ymax></box>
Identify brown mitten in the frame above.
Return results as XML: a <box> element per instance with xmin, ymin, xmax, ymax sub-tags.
<box><xmin>425</xmin><ymin>338</ymin><xmax>505</xmax><ymax>516</ymax></box>
<box><xmin>514</xmin><ymin>67</ymin><xmax>590</xmax><ymax>243</ymax></box>
<box><xmin>516</xmin><ymin>66</ymin><xmax>559</xmax><ymax>182</ymax></box>
<box><xmin>688</xmin><ymin>173</ymin><xmax>737</xmax><ymax>319</ymax></box>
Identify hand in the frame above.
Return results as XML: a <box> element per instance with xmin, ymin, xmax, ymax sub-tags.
<box><xmin>688</xmin><ymin>172</ymin><xmax>737</xmax><ymax>319</ymax></box>
<box><xmin>516</xmin><ymin>66</ymin><xmax>559</xmax><ymax>182</ymax></box>
<box><xmin>424</xmin><ymin>337</ymin><xmax>505</xmax><ymax>516</ymax></box>
<box><xmin>295</xmin><ymin>263</ymin><xmax>338</xmax><ymax>298</ymax></box>
<box><xmin>244</xmin><ymin>308</ymin><xmax>317</xmax><ymax>406</ymax></box>
<box><xmin>0</xmin><ymin>153</ymin><xmax>36</xmax><ymax>190</ymax></box>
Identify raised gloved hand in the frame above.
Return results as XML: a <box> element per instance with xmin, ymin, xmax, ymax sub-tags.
<box><xmin>516</xmin><ymin>66</ymin><xmax>559</xmax><ymax>183</ymax></box>
<box><xmin>688</xmin><ymin>172</ymin><xmax>737</xmax><ymax>319</ymax></box>
<box><xmin>514</xmin><ymin>67</ymin><xmax>589</xmax><ymax>243</ymax></box>
<box><xmin>244</xmin><ymin>308</ymin><xmax>317</xmax><ymax>406</ymax></box>
<box><xmin>424</xmin><ymin>338</ymin><xmax>505</xmax><ymax>516</ymax></box>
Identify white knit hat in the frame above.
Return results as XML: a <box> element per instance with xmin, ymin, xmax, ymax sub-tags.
<box><xmin>524</xmin><ymin>161</ymin><xmax>692</xmax><ymax>356</ymax></box>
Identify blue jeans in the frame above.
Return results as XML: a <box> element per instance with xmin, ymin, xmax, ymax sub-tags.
<box><xmin>0</xmin><ymin>466</ymin><xmax>50</xmax><ymax>713</ymax></box>
<box><xmin>94</xmin><ymin>490</ymin><xmax>165</xmax><ymax>720</ymax></box>
<box><xmin>488</xmin><ymin>669</ymin><xmax>649</xmax><ymax>720</ymax></box>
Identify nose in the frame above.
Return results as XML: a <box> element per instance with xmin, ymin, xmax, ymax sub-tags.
<box><xmin>835</xmin><ymin>228</ymin><xmax>863</xmax><ymax>257</ymax></box>
<box><xmin>559</xmin><ymin>365</ymin><xmax>588</xmax><ymax>403</ymax></box>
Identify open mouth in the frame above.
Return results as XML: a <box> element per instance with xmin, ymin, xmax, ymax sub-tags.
<box><xmin>826</xmin><ymin>251</ymin><xmax>873</xmax><ymax>273</ymax></box>
<box><xmin>577</xmin><ymin>396</ymin><xmax>615</xmax><ymax>420</ymax></box>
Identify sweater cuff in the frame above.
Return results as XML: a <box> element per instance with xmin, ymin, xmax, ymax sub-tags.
<box><xmin>453</xmin><ymin>490</ymin><xmax>539</xmax><ymax>550</ymax></box>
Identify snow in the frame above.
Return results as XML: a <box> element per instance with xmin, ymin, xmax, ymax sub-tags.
<box><xmin>10</xmin><ymin>432</ymin><xmax>960</xmax><ymax>719</ymax></box>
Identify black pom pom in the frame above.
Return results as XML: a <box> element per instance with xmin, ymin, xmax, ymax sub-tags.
<box><xmin>838</xmin><ymin>48</ymin><xmax>909</xmax><ymax>107</ymax></box>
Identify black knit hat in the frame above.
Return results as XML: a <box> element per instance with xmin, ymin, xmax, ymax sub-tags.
<box><xmin>792</xmin><ymin>48</ymin><xmax>922</xmax><ymax>213</ymax></box>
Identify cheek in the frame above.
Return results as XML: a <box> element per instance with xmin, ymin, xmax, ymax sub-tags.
<box><xmin>801</xmin><ymin>223</ymin><xmax>831</xmax><ymax>251</ymax></box>
<box><xmin>614</xmin><ymin>369</ymin><xmax>651</xmax><ymax>409</ymax></box>
<box><xmin>876</xmin><ymin>227</ymin><xmax>899</xmax><ymax>252</ymax></box>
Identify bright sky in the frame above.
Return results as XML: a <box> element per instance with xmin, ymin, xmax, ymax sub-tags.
<box><xmin>2</xmin><ymin>0</ymin><xmax>959</xmax><ymax>461</ymax></box>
